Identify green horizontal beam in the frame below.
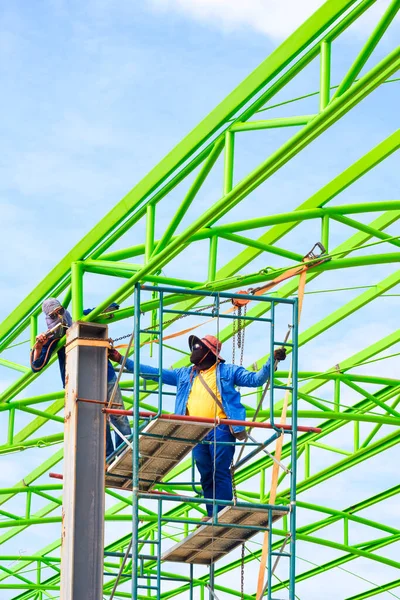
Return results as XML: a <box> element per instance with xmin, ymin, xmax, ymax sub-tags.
<box><xmin>346</xmin><ymin>577</ymin><xmax>400</xmax><ymax>600</ymax></box>
<box><xmin>332</xmin><ymin>213</ymin><xmax>400</xmax><ymax>247</ymax></box>
<box><xmin>281</xmin><ymin>428</ymin><xmax>400</xmax><ymax>499</ymax></box>
<box><xmin>297</xmin><ymin>500</ymin><xmax>399</xmax><ymax>535</ymax></box>
<box><xmin>99</xmin><ymin>201</ymin><xmax>400</xmax><ymax>261</ymax></box>
<box><xmin>0</xmin><ymin>585</ymin><xmax>60</xmax><ymax>591</ymax></box>
<box><xmin>75</xmin><ymin>53</ymin><xmax>400</xmax><ymax>323</ymax></box>
<box><xmin>298</xmin><ymin>532</ymin><xmax>400</xmax><ymax>571</ymax></box>
<box><xmin>237</xmin><ymin>383</ymin><xmax>399</xmax><ymax>484</ymax></box>
<box><xmin>216</xmin><ymin>131</ymin><xmax>400</xmax><ymax>281</ymax></box>
<box><xmin>0</xmin><ymin>434</ymin><xmax>63</xmax><ymax>456</ymax></box>
<box><xmin>217</xmin><ymin>231</ymin><xmax>303</xmax><ymax>261</ymax></box>
<box><xmin>0</xmin><ymin>555</ymin><xmax>60</xmax><ymax>563</ymax></box>
<box><xmin>0</xmin><ymin>0</ymin><xmax>356</xmax><ymax>346</ymax></box>
<box><xmin>230</xmin><ymin>115</ymin><xmax>315</xmax><ymax>131</ymax></box>
<box><xmin>0</xmin><ymin>358</ymin><xmax>29</xmax><ymax>374</ymax></box>
<box><xmin>273</xmin><ymin>533</ymin><xmax>400</xmax><ymax>593</ymax></box>
<box><xmin>294</xmin><ymin>372</ymin><xmax>399</xmax><ymax>387</ymax></box>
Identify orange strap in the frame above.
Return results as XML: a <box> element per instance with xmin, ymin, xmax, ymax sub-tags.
<box><xmin>115</xmin><ymin>315</ymin><xmax>219</xmax><ymax>349</ymax></box>
<box><xmin>256</xmin><ymin>268</ymin><xmax>307</xmax><ymax>600</ymax></box>
<box><xmin>116</xmin><ymin>261</ymin><xmax>317</xmax><ymax>350</ymax></box>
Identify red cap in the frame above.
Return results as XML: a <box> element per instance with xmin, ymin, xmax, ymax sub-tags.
<box><xmin>188</xmin><ymin>334</ymin><xmax>225</xmax><ymax>362</ymax></box>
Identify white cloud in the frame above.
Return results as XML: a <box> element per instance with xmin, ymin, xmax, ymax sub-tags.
<box><xmin>147</xmin><ymin>0</ymin><xmax>400</xmax><ymax>41</ymax></box>
<box><xmin>148</xmin><ymin>0</ymin><xmax>325</xmax><ymax>38</ymax></box>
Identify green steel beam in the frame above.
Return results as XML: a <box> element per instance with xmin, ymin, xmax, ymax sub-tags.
<box><xmin>230</xmin><ymin>115</ymin><xmax>315</xmax><ymax>130</ymax></box>
<box><xmin>0</xmin><ymin>220</ymin><xmax>394</xmax><ymax>556</ymax></box>
<box><xmin>216</xmin><ymin>132</ymin><xmax>400</xmax><ymax>280</ymax></box>
<box><xmin>99</xmin><ymin>201</ymin><xmax>400</xmax><ymax>261</ymax></box>
<box><xmin>2</xmin><ymin>207</ymin><xmax>396</xmax><ymax>408</ymax></box>
<box><xmin>346</xmin><ymin>578</ymin><xmax>400</xmax><ymax>600</ymax></box>
<box><xmin>0</xmin><ymin>0</ymin><xmax>358</xmax><ymax>346</ymax></box>
<box><xmin>331</xmin><ymin>0</ymin><xmax>399</xmax><ymax>100</ymax></box>
<box><xmin>153</xmin><ymin>138</ymin><xmax>224</xmax><ymax>255</ymax></box>
<box><xmin>0</xmin><ymin>2</ymin><xmax>398</xmax><ymax>596</ymax></box>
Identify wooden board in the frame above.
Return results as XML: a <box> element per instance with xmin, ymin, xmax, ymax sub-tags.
<box><xmin>161</xmin><ymin>504</ymin><xmax>287</xmax><ymax>564</ymax></box>
<box><xmin>105</xmin><ymin>418</ymin><xmax>213</xmax><ymax>492</ymax></box>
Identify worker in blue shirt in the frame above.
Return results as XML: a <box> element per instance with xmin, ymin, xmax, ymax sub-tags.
<box><xmin>30</xmin><ymin>298</ymin><xmax>130</xmax><ymax>458</ymax></box>
<box><xmin>109</xmin><ymin>335</ymin><xmax>286</xmax><ymax>518</ymax></box>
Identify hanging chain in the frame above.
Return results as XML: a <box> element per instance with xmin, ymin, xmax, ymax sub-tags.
<box><xmin>237</xmin><ymin>306</ymin><xmax>242</xmax><ymax>350</ymax></box>
<box><xmin>230</xmin><ymin>462</ymin><xmax>237</xmax><ymax>504</ymax></box>
<box><xmin>111</xmin><ymin>299</ymin><xmax>231</xmax><ymax>345</ymax></box>
<box><xmin>232</xmin><ymin>305</ymin><xmax>247</xmax><ymax>367</ymax></box>
<box><xmin>241</xmin><ymin>543</ymin><xmax>245</xmax><ymax>600</ymax></box>
<box><xmin>111</xmin><ymin>332</ymin><xmax>133</xmax><ymax>344</ymax></box>
<box><xmin>239</xmin><ymin>304</ymin><xmax>246</xmax><ymax>366</ymax></box>
<box><xmin>232</xmin><ymin>309</ymin><xmax>236</xmax><ymax>364</ymax></box>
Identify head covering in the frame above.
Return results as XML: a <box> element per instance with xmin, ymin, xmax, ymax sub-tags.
<box><xmin>42</xmin><ymin>298</ymin><xmax>72</xmax><ymax>331</ymax></box>
<box><xmin>188</xmin><ymin>335</ymin><xmax>225</xmax><ymax>363</ymax></box>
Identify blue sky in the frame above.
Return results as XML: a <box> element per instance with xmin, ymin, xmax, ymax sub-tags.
<box><xmin>0</xmin><ymin>0</ymin><xmax>398</xmax><ymax>316</ymax></box>
<box><xmin>0</xmin><ymin>1</ymin><xmax>399</xmax><ymax>598</ymax></box>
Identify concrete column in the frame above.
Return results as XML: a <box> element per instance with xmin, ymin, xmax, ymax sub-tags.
<box><xmin>60</xmin><ymin>321</ymin><xmax>109</xmax><ymax>600</ymax></box>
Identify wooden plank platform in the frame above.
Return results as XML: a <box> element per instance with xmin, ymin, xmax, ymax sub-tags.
<box><xmin>105</xmin><ymin>418</ymin><xmax>213</xmax><ymax>492</ymax></box>
<box><xmin>161</xmin><ymin>504</ymin><xmax>287</xmax><ymax>564</ymax></box>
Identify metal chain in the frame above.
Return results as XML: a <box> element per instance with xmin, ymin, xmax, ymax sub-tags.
<box><xmin>111</xmin><ymin>333</ymin><xmax>132</xmax><ymax>344</ymax></box>
<box><xmin>241</xmin><ymin>543</ymin><xmax>245</xmax><ymax>600</ymax></box>
<box><xmin>232</xmin><ymin>310</ymin><xmax>236</xmax><ymax>365</ymax></box>
<box><xmin>111</xmin><ymin>299</ymin><xmax>231</xmax><ymax>345</ymax></box>
<box><xmin>237</xmin><ymin>306</ymin><xmax>242</xmax><ymax>350</ymax></box>
<box><xmin>233</xmin><ymin>305</ymin><xmax>247</xmax><ymax>366</ymax></box>
<box><xmin>239</xmin><ymin>305</ymin><xmax>246</xmax><ymax>366</ymax></box>
<box><xmin>230</xmin><ymin>462</ymin><xmax>237</xmax><ymax>504</ymax></box>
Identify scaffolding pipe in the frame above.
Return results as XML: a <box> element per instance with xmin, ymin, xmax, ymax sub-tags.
<box><xmin>102</xmin><ymin>409</ymin><xmax>321</xmax><ymax>433</ymax></box>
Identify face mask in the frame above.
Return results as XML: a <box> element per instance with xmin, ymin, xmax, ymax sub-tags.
<box><xmin>190</xmin><ymin>342</ymin><xmax>209</xmax><ymax>365</ymax></box>
<box><xmin>45</xmin><ymin>306</ymin><xmax>72</xmax><ymax>331</ymax></box>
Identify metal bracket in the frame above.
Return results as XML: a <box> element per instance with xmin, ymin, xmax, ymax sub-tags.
<box><xmin>303</xmin><ymin>242</ymin><xmax>330</xmax><ymax>263</ymax></box>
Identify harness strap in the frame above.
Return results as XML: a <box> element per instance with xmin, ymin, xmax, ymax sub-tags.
<box><xmin>115</xmin><ymin>257</ymin><xmax>323</xmax><ymax>350</ymax></box>
<box><xmin>256</xmin><ymin>268</ymin><xmax>307</xmax><ymax>600</ymax></box>
<box><xmin>197</xmin><ymin>372</ymin><xmax>225</xmax><ymax>414</ymax></box>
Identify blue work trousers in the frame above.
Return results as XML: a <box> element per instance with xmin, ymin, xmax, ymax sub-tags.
<box><xmin>192</xmin><ymin>425</ymin><xmax>235</xmax><ymax>517</ymax></box>
<box><xmin>106</xmin><ymin>380</ymin><xmax>131</xmax><ymax>458</ymax></box>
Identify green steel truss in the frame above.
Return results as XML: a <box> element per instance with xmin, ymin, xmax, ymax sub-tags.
<box><xmin>0</xmin><ymin>0</ymin><xmax>399</xmax><ymax>597</ymax></box>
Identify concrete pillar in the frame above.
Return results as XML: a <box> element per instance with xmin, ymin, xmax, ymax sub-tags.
<box><xmin>60</xmin><ymin>321</ymin><xmax>109</xmax><ymax>600</ymax></box>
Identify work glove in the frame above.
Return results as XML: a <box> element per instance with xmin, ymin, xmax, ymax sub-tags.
<box><xmin>108</xmin><ymin>348</ymin><xmax>123</xmax><ymax>364</ymax></box>
<box><xmin>34</xmin><ymin>333</ymin><xmax>48</xmax><ymax>349</ymax></box>
<box><xmin>104</xmin><ymin>303</ymin><xmax>120</xmax><ymax>319</ymax></box>
<box><xmin>274</xmin><ymin>347</ymin><xmax>287</xmax><ymax>362</ymax></box>
<box><xmin>104</xmin><ymin>303</ymin><xmax>120</xmax><ymax>313</ymax></box>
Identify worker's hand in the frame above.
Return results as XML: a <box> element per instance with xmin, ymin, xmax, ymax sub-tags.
<box><xmin>104</xmin><ymin>303</ymin><xmax>120</xmax><ymax>319</ymax></box>
<box><xmin>35</xmin><ymin>333</ymin><xmax>48</xmax><ymax>349</ymax></box>
<box><xmin>107</xmin><ymin>302</ymin><xmax>120</xmax><ymax>311</ymax></box>
<box><xmin>274</xmin><ymin>347</ymin><xmax>287</xmax><ymax>362</ymax></box>
<box><xmin>108</xmin><ymin>348</ymin><xmax>123</xmax><ymax>364</ymax></box>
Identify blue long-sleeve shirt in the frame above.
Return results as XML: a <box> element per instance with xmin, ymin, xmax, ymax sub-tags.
<box><xmin>123</xmin><ymin>358</ymin><xmax>272</xmax><ymax>434</ymax></box>
<box><xmin>30</xmin><ymin>307</ymin><xmax>116</xmax><ymax>386</ymax></box>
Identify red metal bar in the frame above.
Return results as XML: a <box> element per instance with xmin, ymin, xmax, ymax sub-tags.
<box><xmin>49</xmin><ymin>472</ymin><xmax>63</xmax><ymax>480</ymax></box>
<box><xmin>145</xmin><ymin>490</ymin><xmax>180</xmax><ymax>497</ymax></box>
<box><xmin>102</xmin><ymin>409</ymin><xmax>321</xmax><ymax>433</ymax></box>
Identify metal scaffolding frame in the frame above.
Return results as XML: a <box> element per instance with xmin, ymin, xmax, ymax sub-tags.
<box><xmin>0</xmin><ymin>0</ymin><xmax>399</xmax><ymax>597</ymax></box>
<box><xmin>125</xmin><ymin>284</ymin><xmax>300</xmax><ymax>599</ymax></box>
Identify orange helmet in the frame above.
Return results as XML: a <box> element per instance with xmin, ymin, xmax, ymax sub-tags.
<box><xmin>188</xmin><ymin>335</ymin><xmax>225</xmax><ymax>362</ymax></box>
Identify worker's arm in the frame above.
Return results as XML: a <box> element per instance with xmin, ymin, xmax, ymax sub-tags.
<box><xmin>30</xmin><ymin>334</ymin><xmax>59</xmax><ymax>373</ymax></box>
<box><xmin>108</xmin><ymin>349</ymin><xmax>179</xmax><ymax>387</ymax></box>
<box><xmin>83</xmin><ymin>303</ymin><xmax>120</xmax><ymax>319</ymax></box>
<box><xmin>233</xmin><ymin>348</ymin><xmax>287</xmax><ymax>387</ymax></box>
